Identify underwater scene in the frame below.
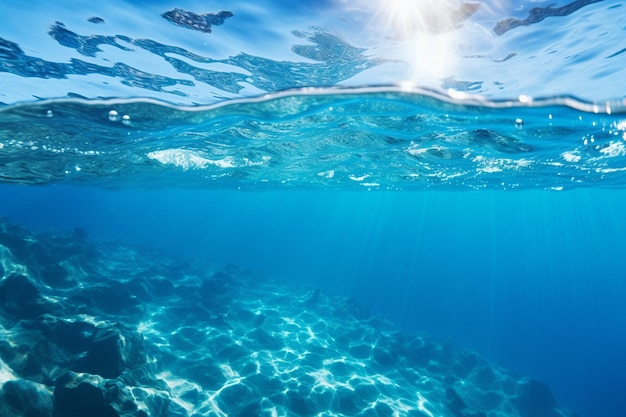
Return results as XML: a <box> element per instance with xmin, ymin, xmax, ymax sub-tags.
<box><xmin>1</xmin><ymin>1</ymin><xmax>626</xmax><ymax>417</ymax></box>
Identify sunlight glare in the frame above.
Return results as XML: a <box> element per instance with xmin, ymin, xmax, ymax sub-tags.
<box><xmin>364</xmin><ymin>0</ymin><xmax>480</xmax><ymax>85</ymax></box>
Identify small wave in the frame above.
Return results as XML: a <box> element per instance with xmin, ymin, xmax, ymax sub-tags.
<box><xmin>1</xmin><ymin>87</ymin><xmax>625</xmax><ymax>190</ymax></box>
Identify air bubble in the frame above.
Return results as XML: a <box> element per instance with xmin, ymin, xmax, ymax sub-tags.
<box><xmin>46</xmin><ymin>110</ymin><xmax>53</xmax><ymax>118</ymax></box>
<box><xmin>515</xmin><ymin>118</ymin><xmax>524</xmax><ymax>128</ymax></box>
<box><xmin>108</xmin><ymin>110</ymin><xmax>120</xmax><ymax>122</ymax></box>
<box><xmin>122</xmin><ymin>114</ymin><xmax>131</xmax><ymax>125</ymax></box>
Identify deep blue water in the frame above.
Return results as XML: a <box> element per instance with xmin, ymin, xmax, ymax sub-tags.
<box><xmin>2</xmin><ymin>0</ymin><xmax>626</xmax><ymax>416</ymax></box>
<box><xmin>1</xmin><ymin>185</ymin><xmax>625</xmax><ymax>417</ymax></box>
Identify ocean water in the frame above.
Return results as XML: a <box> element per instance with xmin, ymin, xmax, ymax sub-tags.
<box><xmin>1</xmin><ymin>1</ymin><xmax>626</xmax><ymax>417</ymax></box>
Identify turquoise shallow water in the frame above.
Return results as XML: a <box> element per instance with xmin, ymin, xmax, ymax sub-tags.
<box><xmin>1</xmin><ymin>91</ymin><xmax>625</xmax><ymax>190</ymax></box>
<box><xmin>1</xmin><ymin>1</ymin><xmax>626</xmax><ymax>417</ymax></box>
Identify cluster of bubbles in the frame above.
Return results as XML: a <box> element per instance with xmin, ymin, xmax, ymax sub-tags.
<box><xmin>108</xmin><ymin>110</ymin><xmax>131</xmax><ymax>126</ymax></box>
<box><xmin>45</xmin><ymin>109</ymin><xmax>131</xmax><ymax>126</ymax></box>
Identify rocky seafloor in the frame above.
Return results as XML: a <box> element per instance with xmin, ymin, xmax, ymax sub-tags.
<box><xmin>0</xmin><ymin>217</ymin><xmax>575</xmax><ymax>417</ymax></box>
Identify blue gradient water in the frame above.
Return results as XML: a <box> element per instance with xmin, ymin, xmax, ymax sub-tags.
<box><xmin>1</xmin><ymin>1</ymin><xmax>626</xmax><ymax>417</ymax></box>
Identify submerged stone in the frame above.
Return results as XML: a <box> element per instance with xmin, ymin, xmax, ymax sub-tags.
<box><xmin>1</xmin><ymin>379</ymin><xmax>54</xmax><ymax>417</ymax></box>
<box><xmin>516</xmin><ymin>378</ymin><xmax>560</xmax><ymax>417</ymax></box>
<box><xmin>53</xmin><ymin>373</ymin><xmax>119</xmax><ymax>417</ymax></box>
<box><xmin>0</xmin><ymin>273</ymin><xmax>49</xmax><ymax>319</ymax></box>
<box><xmin>0</xmin><ymin>218</ymin><xmax>577</xmax><ymax>417</ymax></box>
<box><xmin>72</xmin><ymin>326</ymin><xmax>144</xmax><ymax>379</ymax></box>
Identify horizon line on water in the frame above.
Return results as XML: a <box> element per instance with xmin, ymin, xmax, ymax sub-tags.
<box><xmin>2</xmin><ymin>84</ymin><xmax>626</xmax><ymax>114</ymax></box>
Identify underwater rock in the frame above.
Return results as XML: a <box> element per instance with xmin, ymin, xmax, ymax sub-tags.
<box><xmin>39</xmin><ymin>263</ymin><xmax>72</xmax><ymax>287</ymax></box>
<box><xmin>1</xmin><ymin>379</ymin><xmax>54</xmax><ymax>417</ymax></box>
<box><xmin>516</xmin><ymin>378</ymin><xmax>560</xmax><ymax>417</ymax></box>
<box><xmin>54</xmin><ymin>373</ymin><xmax>123</xmax><ymax>417</ymax></box>
<box><xmin>446</xmin><ymin>386</ymin><xmax>468</xmax><ymax>415</ymax></box>
<box><xmin>35</xmin><ymin>316</ymin><xmax>96</xmax><ymax>355</ymax></box>
<box><xmin>71</xmin><ymin>326</ymin><xmax>144</xmax><ymax>379</ymax></box>
<box><xmin>53</xmin><ymin>374</ymin><xmax>114</xmax><ymax>417</ymax></box>
<box><xmin>71</xmin><ymin>281</ymin><xmax>142</xmax><ymax>317</ymax></box>
<box><xmin>0</xmin><ymin>218</ymin><xmax>577</xmax><ymax>417</ymax></box>
<box><xmin>0</xmin><ymin>273</ymin><xmax>51</xmax><ymax>320</ymax></box>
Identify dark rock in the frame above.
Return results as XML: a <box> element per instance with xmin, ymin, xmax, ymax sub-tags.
<box><xmin>0</xmin><ymin>326</ymin><xmax>65</xmax><ymax>383</ymax></box>
<box><xmin>446</xmin><ymin>387</ymin><xmax>467</xmax><ymax>415</ymax></box>
<box><xmin>455</xmin><ymin>349</ymin><xmax>482</xmax><ymax>376</ymax></box>
<box><xmin>54</xmin><ymin>373</ymin><xmax>119</xmax><ymax>417</ymax></box>
<box><xmin>470</xmin><ymin>364</ymin><xmax>497</xmax><ymax>388</ymax></box>
<box><xmin>128</xmin><ymin>274</ymin><xmax>175</xmax><ymax>300</ymax></box>
<box><xmin>27</xmin><ymin>241</ymin><xmax>55</xmax><ymax>266</ymax></box>
<box><xmin>373</xmin><ymin>341</ymin><xmax>401</xmax><ymax>368</ymax></box>
<box><xmin>72</xmin><ymin>326</ymin><xmax>143</xmax><ymax>379</ymax></box>
<box><xmin>39</xmin><ymin>264</ymin><xmax>72</xmax><ymax>287</ymax></box>
<box><xmin>404</xmin><ymin>337</ymin><xmax>435</xmax><ymax>367</ymax></box>
<box><xmin>0</xmin><ymin>316</ymin><xmax>97</xmax><ymax>382</ymax></box>
<box><xmin>336</xmin><ymin>297</ymin><xmax>370</xmax><ymax>320</ymax></box>
<box><xmin>0</xmin><ymin>222</ymin><xmax>30</xmax><ymax>258</ymax></box>
<box><xmin>0</xmin><ymin>273</ymin><xmax>51</xmax><ymax>319</ymax></box>
<box><xmin>72</xmin><ymin>281</ymin><xmax>141</xmax><ymax>315</ymax></box>
<box><xmin>483</xmin><ymin>390</ymin><xmax>504</xmax><ymax>409</ymax></box>
<box><xmin>516</xmin><ymin>378</ymin><xmax>561</xmax><ymax>417</ymax></box>
<box><xmin>200</xmin><ymin>271</ymin><xmax>232</xmax><ymax>298</ymax></box>
<box><xmin>2</xmin><ymin>379</ymin><xmax>54</xmax><ymax>417</ymax></box>
<box><xmin>53</xmin><ymin>372</ymin><xmax>161</xmax><ymax>417</ymax></box>
<box><xmin>55</xmin><ymin>319</ymin><xmax>96</xmax><ymax>354</ymax></box>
